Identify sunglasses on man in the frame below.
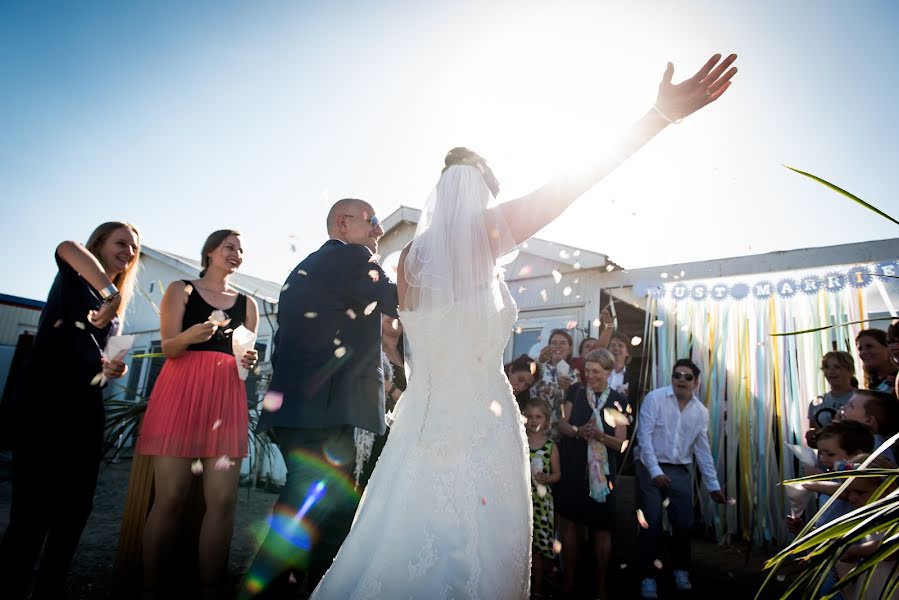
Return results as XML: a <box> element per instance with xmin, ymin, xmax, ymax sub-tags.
<box><xmin>672</xmin><ymin>371</ymin><xmax>695</xmax><ymax>382</ymax></box>
<box><xmin>343</xmin><ymin>214</ymin><xmax>381</xmax><ymax>228</ymax></box>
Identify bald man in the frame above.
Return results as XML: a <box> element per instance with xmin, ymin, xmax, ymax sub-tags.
<box><xmin>248</xmin><ymin>198</ymin><xmax>398</xmax><ymax>598</ymax></box>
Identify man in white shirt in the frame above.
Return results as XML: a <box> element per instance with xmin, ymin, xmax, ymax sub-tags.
<box><xmin>635</xmin><ymin>358</ymin><xmax>726</xmax><ymax>599</ymax></box>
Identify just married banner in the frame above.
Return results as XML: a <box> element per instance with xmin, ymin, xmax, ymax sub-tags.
<box><xmin>648</xmin><ymin>260</ymin><xmax>897</xmax><ymax>301</ymax></box>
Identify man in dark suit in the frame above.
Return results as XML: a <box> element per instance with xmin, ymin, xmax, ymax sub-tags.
<box><xmin>244</xmin><ymin>198</ymin><xmax>399</xmax><ymax>598</ymax></box>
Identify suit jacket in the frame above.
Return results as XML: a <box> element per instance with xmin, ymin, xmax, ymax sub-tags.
<box><xmin>259</xmin><ymin>240</ymin><xmax>399</xmax><ymax>435</ymax></box>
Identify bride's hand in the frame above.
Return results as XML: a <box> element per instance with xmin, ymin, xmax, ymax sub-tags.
<box><xmin>655</xmin><ymin>53</ymin><xmax>738</xmax><ymax>122</ymax></box>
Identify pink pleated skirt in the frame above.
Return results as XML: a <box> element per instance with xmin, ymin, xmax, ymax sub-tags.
<box><xmin>136</xmin><ymin>351</ymin><xmax>248</xmax><ymax>458</ymax></box>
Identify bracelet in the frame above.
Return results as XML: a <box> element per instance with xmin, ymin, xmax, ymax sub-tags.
<box><xmin>651</xmin><ymin>104</ymin><xmax>682</xmax><ymax>125</ymax></box>
<box><xmin>98</xmin><ymin>283</ymin><xmax>119</xmax><ymax>300</ymax></box>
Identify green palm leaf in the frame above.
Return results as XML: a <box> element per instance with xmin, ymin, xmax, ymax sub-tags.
<box><xmin>770</xmin><ymin>316</ymin><xmax>894</xmax><ymax>337</ymax></box>
<box><xmin>784</xmin><ymin>165</ymin><xmax>899</xmax><ymax>226</ymax></box>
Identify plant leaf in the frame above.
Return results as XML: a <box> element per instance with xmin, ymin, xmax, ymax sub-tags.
<box><xmin>771</xmin><ymin>317</ymin><xmax>894</xmax><ymax>337</ymax></box>
<box><xmin>784</xmin><ymin>165</ymin><xmax>899</xmax><ymax>226</ymax></box>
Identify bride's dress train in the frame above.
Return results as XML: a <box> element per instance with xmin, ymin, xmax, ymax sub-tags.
<box><xmin>309</xmin><ymin>278</ymin><xmax>532</xmax><ymax>599</ymax></box>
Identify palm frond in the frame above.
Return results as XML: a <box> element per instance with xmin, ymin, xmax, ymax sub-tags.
<box><xmin>784</xmin><ymin>165</ymin><xmax>899</xmax><ymax>226</ymax></box>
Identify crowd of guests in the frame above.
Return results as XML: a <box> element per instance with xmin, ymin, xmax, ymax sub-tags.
<box><xmin>1</xmin><ymin>219</ymin><xmax>898</xmax><ymax>599</ymax></box>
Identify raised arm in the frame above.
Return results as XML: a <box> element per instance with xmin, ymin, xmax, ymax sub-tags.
<box><xmin>496</xmin><ymin>53</ymin><xmax>737</xmax><ymax>244</ymax></box>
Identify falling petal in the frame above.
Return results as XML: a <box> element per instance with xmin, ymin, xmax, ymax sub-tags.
<box><xmin>369</xmin><ymin>253</ymin><xmax>381</xmax><ymax>262</ymax></box>
<box><xmin>663</xmin><ymin>498</ymin><xmax>670</xmax><ymax>508</ymax></box>
<box><xmin>593</xmin><ymin>318</ymin><xmax>601</xmax><ymax>327</ymax></box>
<box><xmin>518</xmin><ymin>265</ymin><xmax>533</xmax><ymax>277</ymax></box>
<box><xmin>75</xmin><ymin>321</ymin><xmax>86</xmax><ymax>330</ymax></box>
<box><xmin>53</xmin><ymin>319</ymin><xmax>64</xmax><ymax>328</ymax></box>
<box><xmin>489</xmin><ymin>401</ymin><xmax>502</xmax><ymax>416</ymax></box>
<box><xmin>680</xmin><ymin>270</ymin><xmax>685</xmax><ymax>277</ymax></box>
<box><xmin>606</xmin><ymin>264</ymin><xmax>615</xmax><ymax>272</ymax></box>
<box><xmin>518</xmin><ymin>286</ymin><xmax>526</xmax><ymax>293</ymax></box>
<box><xmin>297</xmin><ymin>269</ymin><xmax>308</xmax><ymax>276</ymax></box>
<box><xmin>282</xmin><ymin>283</ymin><xmax>290</xmax><ymax>292</ymax></box>
<box><xmin>536</xmin><ymin>483</ymin><xmax>547</xmax><ymax>498</ymax></box>
<box><xmin>391</xmin><ymin>319</ymin><xmax>399</xmax><ymax>330</ymax></box>
<box><xmin>215</xmin><ymin>456</ymin><xmax>235</xmax><ymax>471</ymax></box>
<box><xmin>652</xmin><ymin>320</ymin><xmax>664</xmax><ymax>327</ymax></box>
<box><xmin>608</xmin><ymin>481</ymin><xmax>614</xmax><ymax>491</ymax></box>
<box><xmin>660</xmin><ymin>273</ymin><xmax>668</xmax><ymax>279</ymax></box>
<box><xmin>334</xmin><ymin>338</ymin><xmax>341</xmax><ymax>345</ymax></box>
<box><xmin>552</xmin><ymin>270</ymin><xmax>562</xmax><ymax>283</ymax></box>
<box><xmin>521</xmin><ymin>242</ymin><xmax>528</xmax><ymax>248</ymax></box>
<box><xmin>364</xmin><ymin>301</ymin><xmax>378</xmax><ymax>316</ymax></box>
<box><xmin>519</xmin><ymin>414</ymin><xmax>528</xmax><ymax>424</ymax></box>
<box><xmin>346</xmin><ymin>308</ymin><xmax>357</xmax><ymax>319</ymax></box>
<box><xmin>681</xmin><ymin>325</ymin><xmax>689</xmax><ymax>332</ymax></box>
<box><xmin>625</xmin><ymin>404</ymin><xmax>633</xmax><ymax>414</ymax></box>
<box><xmin>563</xmin><ymin>286</ymin><xmax>572</xmax><ymax>296</ymax></box>
<box><xmin>223</xmin><ymin>328</ymin><xmax>233</xmax><ymax>335</ymax></box>
<box><xmin>620</xmin><ymin>563</ymin><xmax>627</xmax><ymax>569</ymax></box>
<box><xmin>89</xmin><ymin>372</ymin><xmax>104</xmax><ymax>386</ymax></box>
<box><xmin>208</xmin><ymin>310</ymin><xmax>228</xmax><ymax>326</ymax></box>
<box><xmin>514</xmin><ymin>326</ymin><xmax>523</xmax><ymax>334</ymax></box>
<box><xmin>191</xmin><ymin>459</ymin><xmax>203</xmax><ymax>475</ymax></box>
<box><xmin>262</xmin><ymin>391</ymin><xmax>284</xmax><ymax>412</ymax></box>
<box><xmin>552</xmin><ymin>540</ymin><xmax>562</xmax><ymax>554</ymax></box>
<box><xmin>573</xmin><ymin>278</ymin><xmax>579</xmax><ymax>284</ymax></box>
<box><xmin>368</xmin><ymin>269</ymin><xmax>380</xmax><ymax>283</ymax></box>
<box><xmin>539</xmin><ymin>289</ymin><xmax>548</xmax><ymax>302</ymax></box>
<box><xmin>630</xmin><ymin>336</ymin><xmax>642</xmax><ymax>346</ymax></box>
<box><xmin>253</xmin><ymin>366</ymin><xmax>262</xmax><ymax>375</ymax></box>
<box><xmin>812</xmin><ymin>396</ymin><xmax>824</xmax><ymax>406</ymax></box>
<box><xmin>529</xmin><ymin>362</ymin><xmax>537</xmax><ymax>375</ymax></box>
<box><xmin>776</xmin><ymin>575</ymin><xmax>785</xmax><ymax>582</ymax></box>
<box><xmin>184</xmin><ymin>283</ymin><xmax>194</xmax><ymax>295</ymax></box>
<box><xmin>565</xmin><ymin>320</ymin><xmax>577</xmax><ymax>330</ymax></box>
<box><xmin>335</xmin><ymin>347</ymin><xmax>347</xmax><ymax>358</ymax></box>
<box><xmin>573</xmin><ymin>262</ymin><xmax>581</xmax><ymax>270</ymax></box>
<box><xmin>620</xmin><ymin>439</ymin><xmax>629</xmax><ymax>454</ymax></box>
<box><xmin>212</xmin><ymin>419</ymin><xmax>222</xmax><ymax>430</ymax></box>
<box><xmin>304</xmin><ymin>312</ymin><xmax>318</xmax><ymax>318</ymax></box>
<box><xmin>636</xmin><ymin>509</ymin><xmax>649</xmax><ymax>529</ymax></box>
<box><xmin>727</xmin><ymin>498</ymin><xmax>737</xmax><ymax>506</ymax></box>
<box><xmin>559</xmin><ymin>249</ymin><xmax>570</xmax><ymax>259</ymax></box>
<box><xmin>654</xmin><ymin>559</ymin><xmax>663</xmax><ymax>570</ymax></box>
<box><xmin>289</xmin><ymin>573</ymin><xmax>297</xmax><ymax>584</ymax></box>
<box><xmin>481</xmin><ymin>497</ymin><xmax>487</xmax><ymax>506</ymax></box>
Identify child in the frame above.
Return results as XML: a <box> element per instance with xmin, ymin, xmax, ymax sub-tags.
<box><xmin>788</xmin><ymin>420</ymin><xmax>874</xmax><ymax>532</ymax></box>
<box><xmin>834</xmin><ymin>454</ymin><xmax>899</xmax><ymax>600</ymax></box>
<box><xmin>840</xmin><ymin>390</ymin><xmax>899</xmax><ymax>463</ymax></box>
<box><xmin>523</xmin><ymin>397</ymin><xmax>561</xmax><ymax>600</ymax></box>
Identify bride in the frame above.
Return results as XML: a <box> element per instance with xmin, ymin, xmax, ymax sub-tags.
<box><xmin>309</xmin><ymin>53</ymin><xmax>738</xmax><ymax>599</ymax></box>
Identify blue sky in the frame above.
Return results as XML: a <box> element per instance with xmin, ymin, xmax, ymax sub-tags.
<box><xmin>2</xmin><ymin>0</ymin><xmax>898</xmax><ymax>301</ymax></box>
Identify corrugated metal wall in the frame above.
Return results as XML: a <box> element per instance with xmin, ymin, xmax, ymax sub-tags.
<box><xmin>0</xmin><ymin>304</ymin><xmax>42</xmax><ymax>346</ymax></box>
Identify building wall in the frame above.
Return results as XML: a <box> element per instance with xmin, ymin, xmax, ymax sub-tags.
<box><xmin>0</xmin><ymin>304</ymin><xmax>42</xmax><ymax>346</ymax></box>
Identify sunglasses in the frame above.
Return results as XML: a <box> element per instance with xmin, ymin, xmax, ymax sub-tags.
<box><xmin>343</xmin><ymin>214</ymin><xmax>381</xmax><ymax>228</ymax></box>
<box><xmin>672</xmin><ymin>372</ymin><xmax>695</xmax><ymax>382</ymax></box>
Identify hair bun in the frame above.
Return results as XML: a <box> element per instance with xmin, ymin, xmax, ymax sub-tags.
<box><xmin>444</xmin><ymin>147</ymin><xmax>484</xmax><ymax>170</ymax></box>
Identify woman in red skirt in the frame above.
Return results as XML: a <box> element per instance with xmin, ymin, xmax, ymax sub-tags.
<box><xmin>137</xmin><ymin>229</ymin><xmax>258</xmax><ymax>598</ymax></box>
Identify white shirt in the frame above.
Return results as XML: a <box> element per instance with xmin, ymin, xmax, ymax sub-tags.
<box><xmin>636</xmin><ymin>385</ymin><xmax>720</xmax><ymax>492</ymax></box>
<box><xmin>608</xmin><ymin>367</ymin><xmax>628</xmax><ymax>396</ymax></box>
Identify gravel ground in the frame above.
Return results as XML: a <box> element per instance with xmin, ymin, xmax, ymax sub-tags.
<box><xmin>1</xmin><ymin>453</ymin><xmax>782</xmax><ymax>599</ymax></box>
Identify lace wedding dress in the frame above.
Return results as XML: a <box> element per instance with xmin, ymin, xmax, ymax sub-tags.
<box><xmin>310</xmin><ymin>166</ymin><xmax>532</xmax><ymax>599</ymax></box>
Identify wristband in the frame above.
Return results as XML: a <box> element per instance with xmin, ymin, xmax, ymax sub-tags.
<box><xmin>98</xmin><ymin>283</ymin><xmax>119</xmax><ymax>301</ymax></box>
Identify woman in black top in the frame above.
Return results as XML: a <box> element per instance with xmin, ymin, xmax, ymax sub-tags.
<box><xmin>137</xmin><ymin>229</ymin><xmax>258</xmax><ymax>598</ymax></box>
<box><xmin>555</xmin><ymin>348</ymin><xmax>629</xmax><ymax>600</ymax></box>
<box><xmin>0</xmin><ymin>222</ymin><xmax>140</xmax><ymax>600</ymax></box>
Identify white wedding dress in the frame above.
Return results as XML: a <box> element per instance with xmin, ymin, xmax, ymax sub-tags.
<box><xmin>310</xmin><ymin>167</ymin><xmax>532</xmax><ymax>599</ymax></box>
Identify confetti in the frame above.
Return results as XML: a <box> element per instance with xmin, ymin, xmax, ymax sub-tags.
<box><xmin>53</xmin><ymin>319</ymin><xmax>64</xmax><ymax>328</ymax></box>
<box><xmin>346</xmin><ymin>308</ymin><xmax>357</xmax><ymax>319</ymax></box>
<box><xmin>620</xmin><ymin>439</ymin><xmax>629</xmax><ymax>453</ymax></box>
<box><xmin>212</xmin><ymin>419</ymin><xmax>222</xmax><ymax>430</ymax></box>
<box><xmin>636</xmin><ymin>509</ymin><xmax>649</xmax><ymax>528</ymax></box>
<box><xmin>480</xmin><ymin>497</ymin><xmax>487</xmax><ymax>506</ymax></box>
<box><xmin>663</xmin><ymin>498</ymin><xmax>670</xmax><ymax>508</ymax></box>
<box><xmin>606</xmin><ymin>264</ymin><xmax>615</xmax><ymax>272</ymax></box>
<box><xmin>391</xmin><ymin>319</ymin><xmax>399</xmax><ymax>330</ymax></box>
<box><xmin>552</xmin><ymin>540</ymin><xmax>562</xmax><ymax>554</ymax></box>
<box><xmin>529</xmin><ymin>362</ymin><xmax>537</xmax><ymax>375</ymax></box>
<box><xmin>262</xmin><ymin>391</ymin><xmax>283</xmax><ymax>412</ymax></box>
<box><xmin>654</xmin><ymin>559</ymin><xmax>663</xmax><ymax>570</ymax></box>
<box><xmin>603</xmin><ymin>408</ymin><xmax>629</xmax><ymax>428</ymax></box>
<box><xmin>573</xmin><ymin>262</ymin><xmax>581</xmax><ymax>270</ymax></box>
<box><xmin>281</xmin><ymin>283</ymin><xmax>290</xmax><ymax>292</ymax></box>
<box><xmin>573</xmin><ymin>250</ymin><xmax>580</xmax><ymax>257</ymax></box>
<box><xmin>514</xmin><ymin>326</ymin><xmax>523</xmax><ymax>334</ymax></box>
<box><xmin>625</xmin><ymin>404</ymin><xmax>633</xmax><ymax>414</ymax></box>
<box><xmin>75</xmin><ymin>321</ymin><xmax>86</xmax><ymax>330</ymax></box>
<box><xmin>539</xmin><ymin>289</ymin><xmax>548</xmax><ymax>302</ymax></box>
<box><xmin>776</xmin><ymin>575</ymin><xmax>786</xmax><ymax>582</ymax></box>
<box><xmin>620</xmin><ymin>563</ymin><xmax>627</xmax><ymax>569</ymax></box>
<box><xmin>660</xmin><ymin>273</ymin><xmax>668</xmax><ymax>279</ymax></box>
<box><xmin>727</xmin><ymin>498</ymin><xmax>737</xmax><ymax>506</ymax></box>
<box><xmin>573</xmin><ymin>278</ymin><xmax>579</xmax><ymax>284</ymax></box>
<box><xmin>191</xmin><ymin>459</ymin><xmax>203</xmax><ymax>475</ymax></box>
<box><xmin>630</xmin><ymin>336</ymin><xmax>642</xmax><ymax>346</ymax></box>
<box><xmin>559</xmin><ymin>249</ymin><xmax>570</xmax><ymax>259</ymax></box>
<box><xmin>289</xmin><ymin>573</ymin><xmax>297</xmax><ymax>584</ymax></box>
<box><xmin>297</xmin><ymin>269</ymin><xmax>308</xmax><ymax>276</ymax></box>
<box><xmin>518</xmin><ymin>265</ymin><xmax>533</xmax><ymax>277</ymax></box>
<box><xmin>608</xmin><ymin>481</ymin><xmax>614</xmax><ymax>491</ymax></box>
<box><xmin>565</xmin><ymin>320</ymin><xmax>577</xmax><ymax>330</ymax></box>
<box><xmin>334</xmin><ymin>338</ymin><xmax>341</xmax><ymax>345</ymax></box>
<box><xmin>368</xmin><ymin>269</ymin><xmax>380</xmax><ymax>282</ymax></box>
<box><xmin>304</xmin><ymin>312</ymin><xmax>318</xmax><ymax>318</ymax></box>
<box><xmin>536</xmin><ymin>483</ymin><xmax>547</xmax><ymax>498</ymax></box>
<box><xmin>592</xmin><ymin>318</ymin><xmax>601</xmax><ymax>327</ymax></box>
<box><xmin>551</xmin><ymin>270</ymin><xmax>562</xmax><ymax>284</ymax></box>
<box><xmin>812</xmin><ymin>395</ymin><xmax>824</xmax><ymax>406</ymax></box>
<box><xmin>184</xmin><ymin>283</ymin><xmax>194</xmax><ymax>295</ymax></box>
<box><xmin>335</xmin><ymin>347</ymin><xmax>347</xmax><ymax>358</ymax></box>
<box><xmin>208</xmin><ymin>310</ymin><xmax>228</xmax><ymax>326</ymax></box>
<box><xmin>364</xmin><ymin>301</ymin><xmax>378</xmax><ymax>316</ymax></box>
<box><xmin>89</xmin><ymin>372</ymin><xmax>104</xmax><ymax>386</ymax></box>
<box><xmin>215</xmin><ymin>456</ymin><xmax>235</xmax><ymax>471</ymax></box>
<box><xmin>563</xmin><ymin>286</ymin><xmax>572</xmax><ymax>296</ymax></box>
<box><xmin>518</xmin><ymin>286</ymin><xmax>526</xmax><ymax>293</ymax></box>
<box><xmin>680</xmin><ymin>270</ymin><xmax>685</xmax><ymax>277</ymax></box>
<box><xmin>489</xmin><ymin>401</ymin><xmax>502</xmax><ymax>416</ymax></box>
<box><xmin>652</xmin><ymin>319</ymin><xmax>664</xmax><ymax>327</ymax></box>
